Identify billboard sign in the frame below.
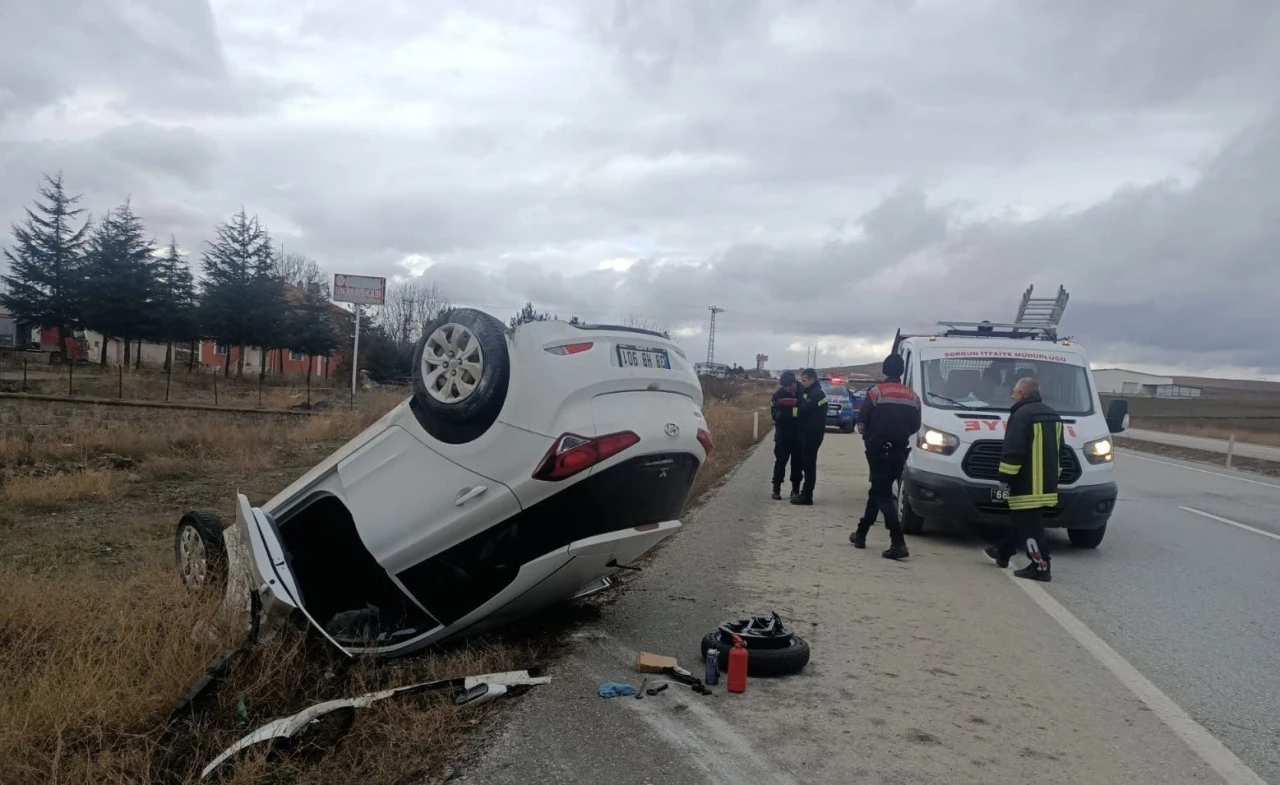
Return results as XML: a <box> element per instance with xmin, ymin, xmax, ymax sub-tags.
<box><xmin>333</xmin><ymin>274</ymin><xmax>386</xmax><ymax>306</ymax></box>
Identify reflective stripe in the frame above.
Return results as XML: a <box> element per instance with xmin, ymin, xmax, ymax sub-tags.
<box><xmin>1031</xmin><ymin>422</ymin><xmax>1044</xmax><ymax>497</ymax></box>
<box><xmin>792</xmin><ymin>407</ymin><xmax>798</xmax><ymax>417</ymax></box>
<box><xmin>1009</xmin><ymin>493</ymin><xmax>1058</xmax><ymax>510</ymax></box>
<box><xmin>999</xmin><ymin>461</ymin><xmax>1021</xmax><ymax>475</ymax></box>
<box><xmin>1055</xmin><ymin>422</ymin><xmax>1064</xmax><ymax>478</ymax></box>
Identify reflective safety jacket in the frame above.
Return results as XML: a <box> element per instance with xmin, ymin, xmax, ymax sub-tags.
<box><xmin>770</xmin><ymin>387</ymin><xmax>801</xmax><ymax>441</ymax></box>
<box><xmin>998</xmin><ymin>395</ymin><xmax>1063</xmax><ymax>510</ymax></box>
<box><xmin>797</xmin><ymin>381</ymin><xmax>828</xmax><ymax>435</ymax></box>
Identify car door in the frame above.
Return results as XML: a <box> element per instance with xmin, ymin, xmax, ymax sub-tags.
<box><xmin>335</xmin><ymin>424</ymin><xmax>522</xmax><ymax>578</ymax></box>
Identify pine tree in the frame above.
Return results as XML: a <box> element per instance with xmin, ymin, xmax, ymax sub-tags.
<box><xmin>153</xmin><ymin>237</ymin><xmax>199</xmax><ymax>370</ymax></box>
<box><xmin>200</xmin><ymin>209</ymin><xmax>278</xmax><ymax>377</ymax></box>
<box><xmin>287</xmin><ymin>282</ymin><xmax>338</xmax><ymax>387</ymax></box>
<box><xmin>81</xmin><ymin>200</ymin><xmax>158</xmax><ymax>365</ymax></box>
<box><xmin>509</xmin><ymin>301</ymin><xmax>553</xmax><ymax>329</ymax></box>
<box><xmin>0</xmin><ymin>172</ymin><xmax>91</xmax><ymax>356</ymax></box>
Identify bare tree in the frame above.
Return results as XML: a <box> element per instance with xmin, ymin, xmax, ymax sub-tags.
<box><xmin>275</xmin><ymin>248</ymin><xmax>327</xmax><ymax>295</ymax></box>
<box><xmin>381</xmin><ymin>278</ymin><xmax>451</xmax><ymax>345</ymax></box>
<box><xmin>623</xmin><ymin>313</ymin><xmax>671</xmax><ymax>339</ymax></box>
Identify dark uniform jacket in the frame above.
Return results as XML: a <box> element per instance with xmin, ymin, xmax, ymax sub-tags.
<box><xmin>770</xmin><ymin>387</ymin><xmax>801</xmax><ymax>441</ymax></box>
<box><xmin>797</xmin><ymin>381</ymin><xmax>828</xmax><ymax>435</ymax></box>
<box><xmin>998</xmin><ymin>394</ymin><xmax>1063</xmax><ymax>510</ymax></box>
<box><xmin>856</xmin><ymin>377</ymin><xmax>922</xmax><ymax>449</ymax></box>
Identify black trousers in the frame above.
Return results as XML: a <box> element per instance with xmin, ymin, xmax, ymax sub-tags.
<box><xmin>998</xmin><ymin>508</ymin><xmax>1050</xmax><ymax>568</ymax></box>
<box><xmin>799</xmin><ymin>431</ymin><xmax>824</xmax><ymax>496</ymax></box>
<box><xmin>771</xmin><ymin>435</ymin><xmax>802</xmax><ymax>490</ymax></box>
<box><xmin>857</xmin><ymin>445</ymin><xmax>907</xmax><ymax>546</ymax></box>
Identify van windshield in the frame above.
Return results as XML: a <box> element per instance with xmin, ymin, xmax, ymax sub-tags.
<box><xmin>920</xmin><ymin>357</ymin><xmax>1095</xmax><ymax>416</ymax></box>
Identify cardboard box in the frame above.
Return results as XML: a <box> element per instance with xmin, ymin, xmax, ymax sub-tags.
<box><xmin>634</xmin><ymin>652</ymin><xmax>678</xmax><ymax>674</ymax></box>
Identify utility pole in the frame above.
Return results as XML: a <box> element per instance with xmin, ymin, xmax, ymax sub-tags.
<box><xmin>706</xmin><ymin>306</ymin><xmax>725</xmax><ymax>365</ymax></box>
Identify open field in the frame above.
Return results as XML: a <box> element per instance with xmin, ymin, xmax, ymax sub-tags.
<box><xmin>0</xmin><ymin>379</ymin><xmax>768</xmax><ymax>784</ymax></box>
<box><xmin>1101</xmin><ymin>393</ymin><xmax>1280</xmax><ymax>447</ymax></box>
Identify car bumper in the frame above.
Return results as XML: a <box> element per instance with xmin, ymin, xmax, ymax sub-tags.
<box><xmin>902</xmin><ymin>466</ymin><xmax>1117</xmax><ymax>530</ymax></box>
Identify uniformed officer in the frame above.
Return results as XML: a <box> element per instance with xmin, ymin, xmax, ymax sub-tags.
<box><xmin>986</xmin><ymin>377</ymin><xmax>1061</xmax><ymax>581</ymax></box>
<box><xmin>849</xmin><ymin>354</ymin><xmax>921</xmax><ymax>560</ymax></box>
<box><xmin>769</xmin><ymin>371</ymin><xmax>803</xmax><ymax>500</ymax></box>
<box><xmin>790</xmin><ymin>368</ymin><xmax>827</xmax><ymax>506</ymax></box>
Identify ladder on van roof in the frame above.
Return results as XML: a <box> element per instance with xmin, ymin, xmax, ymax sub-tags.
<box><xmin>926</xmin><ymin>285</ymin><xmax>1070</xmax><ymax>342</ymax></box>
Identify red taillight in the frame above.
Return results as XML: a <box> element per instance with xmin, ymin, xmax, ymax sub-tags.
<box><xmin>697</xmin><ymin>428</ymin><xmax>713</xmax><ymax>454</ymax></box>
<box><xmin>544</xmin><ymin>342</ymin><xmax>594</xmax><ymax>356</ymax></box>
<box><xmin>533</xmin><ymin>430</ymin><xmax>640</xmax><ymax>481</ymax></box>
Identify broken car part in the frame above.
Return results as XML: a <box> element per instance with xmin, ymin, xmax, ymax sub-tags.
<box><xmin>176</xmin><ymin>311</ymin><xmax>710</xmax><ymax>660</ymax></box>
<box><xmin>701</xmin><ymin>612</ymin><xmax>811</xmax><ymax>677</ymax></box>
<box><xmin>200</xmin><ymin>670</ymin><xmax>549</xmax><ymax>779</ymax></box>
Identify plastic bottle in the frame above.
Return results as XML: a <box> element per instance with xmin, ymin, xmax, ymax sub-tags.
<box><xmin>727</xmin><ymin>635</ymin><xmax>748</xmax><ymax>693</ymax></box>
<box><xmin>704</xmin><ymin>647</ymin><xmax>720</xmax><ymax>686</ymax></box>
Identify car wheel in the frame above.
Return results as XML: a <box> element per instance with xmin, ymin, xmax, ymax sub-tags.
<box><xmin>174</xmin><ymin>509</ymin><xmax>227</xmax><ymax>591</ymax></box>
<box><xmin>900</xmin><ymin>487</ymin><xmax>925</xmax><ymax>535</ymax></box>
<box><xmin>411</xmin><ymin>308</ymin><xmax>510</xmax><ymax>442</ymax></box>
<box><xmin>1067</xmin><ymin>524</ymin><xmax>1106</xmax><ymax>549</ymax></box>
<box><xmin>701</xmin><ymin>630</ymin><xmax>811</xmax><ymax>678</ymax></box>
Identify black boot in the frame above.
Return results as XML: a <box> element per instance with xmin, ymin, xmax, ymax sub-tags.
<box><xmin>771</xmin><ymin>484</ymin><xmax>782</xmax><ymax>501</ymax></box>
<box><xmin>790</xmin><ymin>493</ymin><xmax>813</xmax><ymax>506</ymax></box>
<box><xmin>849</xmin><ymin>521</ymin><xmax>870</xmax><ymax>549</ymax></box>
<box><xmin>984</xmin><ymin>545</ymin><xmax>1010</xmax><ymax>569</ymax></box>
<box><xmin>882</xmin><ymin>543</ymin><xmax>909</xmax><ymax>560</ymax></box>
<box><xmin>789</xmin><ymin>485</ymin><xmax>800</xmax><ymax>500</ymax></box>
<box><xmin>1013</xmin><ymin>560</ymin><xmax>1051</xmax><ymax>582</ymax></box>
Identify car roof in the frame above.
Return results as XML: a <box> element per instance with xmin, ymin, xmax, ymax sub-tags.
<box><xmin>901</xmin><ymin>335</ymin><xmax>1088</xmax><ymax>356</ymax></box>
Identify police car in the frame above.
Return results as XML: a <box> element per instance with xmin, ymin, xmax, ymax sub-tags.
<box><xmin>819</xmin><ymin>376</ymin><xmax>862</xmax><ymax>433</ymax></box>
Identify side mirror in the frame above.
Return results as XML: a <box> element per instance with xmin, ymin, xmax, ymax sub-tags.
<box><xmin>1106</xmin><ymin>398</ymin><xmax>1129</xmax><ymax>434</ymax></box>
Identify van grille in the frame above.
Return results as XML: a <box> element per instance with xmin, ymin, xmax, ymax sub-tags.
<box><xmin>960</xmin><ymin>440</ymin><xmax>1081</xmax><ymax>485</ymax></box>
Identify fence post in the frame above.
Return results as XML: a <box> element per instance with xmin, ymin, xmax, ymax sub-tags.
<box><xmin>68</xmin><ymin>357</ymin><xmax>74</xmax><ymax>396</ymax></box>
<box><xmin>166</xmin><ymin>357</ymin><xmax>172</xmax><ymax>402</ymax></box>
<box><xmin>118</xmin><ymin>364</ymin><xmax>123</xmax><ymax>399</ymax></box>
<box><xmin>22</xmin><ymin>359</ymin><xmax>27</xmax><ymax>392</ymax></box>
<box><xmin>258</xmin><ymin>372</ymin><xmax>264</xmax><ymax>409</ymax></box>
<box><xmin>1226</xmin><ymin>420</ymin><xmax>1236</xmax><ymax>469</ymax></box>
<box><xmin>753</xmin><ymin>410</ymin><xmax>759</xmax><ymax>440</ymax></box>
<box><xmin>213</xmin><ymin>368</ymin><xmax>218</xmax><ymax>406</ymax></box>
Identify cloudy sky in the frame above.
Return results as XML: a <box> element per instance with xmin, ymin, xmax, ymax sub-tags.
<box><xmin>2</xmin><ymin>0</ymin><xmax>1278</xmax><ymax>377</ymax></box>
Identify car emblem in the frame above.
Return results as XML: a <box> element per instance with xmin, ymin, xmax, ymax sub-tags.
<box><xmin>664</xmin><ymin>423</ymin><xmax>680</xmax><ymax>438</ymax></box>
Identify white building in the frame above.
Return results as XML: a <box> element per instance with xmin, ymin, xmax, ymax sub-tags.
<box><xmin>1093</xmin><ymin>368</ymin><xmax>1201</xmax><ymax>398</ymax></box>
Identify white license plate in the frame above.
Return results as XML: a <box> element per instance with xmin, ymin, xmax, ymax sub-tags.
<box><xmin>617</xmin><ymin>345</ymin><xmax>671</xmax><ymax>370</ymax></box>
<box><xmin>990</xmin><ymin>487</ymin><xmax>1010</xmax><ymax>502</ymax></box>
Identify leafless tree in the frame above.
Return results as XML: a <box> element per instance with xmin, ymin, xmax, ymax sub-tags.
<box><xmin>624</xmin><ymin>313</ymin><xmax>671</xmax><ymax>339</ymax></box>
<box><xmin>381</xmin><ymin>278</ymin><xmax>451</xmax><ymax>345</ymax></box>
<box><xmin>275</xmin><ymin>248</ymin><xmax>327</xmax><ymax>295</ymax></box>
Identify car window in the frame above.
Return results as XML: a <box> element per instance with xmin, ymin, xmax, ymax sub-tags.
<box><xmin>820</xmin><ymin>382</ymin><xmax>845</xmax><ymax>396</ymax></box>
<box><xmin>920</xmin><ymin>357</ymin><xmax>1094</xmax><ymax>416</ymax></box>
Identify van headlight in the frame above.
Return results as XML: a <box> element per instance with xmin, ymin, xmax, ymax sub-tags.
<box><xmin>918</xmin><ymin>428</ymin><xmax>959</xmax><ymax>456</ymax></box>
<box><xmin>1083</xmin><ymin>437</ymin><xmax>1113</xmax><ymax>464</ymax></box>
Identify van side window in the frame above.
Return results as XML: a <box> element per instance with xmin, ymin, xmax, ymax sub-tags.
<box><xmin>902</xmin><ymin>350</ymin><xmax>913</xmax><ymax>388</ymax></box>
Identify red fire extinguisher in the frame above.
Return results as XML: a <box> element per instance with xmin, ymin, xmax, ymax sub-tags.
<box><xmin>727</xmin><ymin>634</ymin><xmax>748</xmax><ymax>693</ymax></box>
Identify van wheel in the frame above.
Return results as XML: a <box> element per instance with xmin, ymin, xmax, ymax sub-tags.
<box><xmin>411</xmin><ymin>309</ymin><xmax>510</xmax><ymax>442</ymax></box>
<box><xmin>1068</xmin><ymin>524</ymin><xmax>1106</xmax><ymax>549</ymax></box>
<box><xmin>900</xmin><ymin>491</ymin><xmax>925</xmax><ymax>535</ymax></box>
<box><xmin>175</xmin><ymin>509</ymin><xmax>227</xmax><ymax>591</ymax></box>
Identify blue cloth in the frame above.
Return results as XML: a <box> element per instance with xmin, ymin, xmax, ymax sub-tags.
<box><xmin>598</xmin><ymin>682</ymin><xmax>638</xmax><ymax>698</ymax></box>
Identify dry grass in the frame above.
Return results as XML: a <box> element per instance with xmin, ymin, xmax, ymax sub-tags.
<box><xmin>0</xmin><ymin>382</ymin><xmax>768</xmax><ymax>785</ymax></box>
<box><xmin>4</xmin><ymin>470</ymin><xmax>114</xmax><ymax>509</ymax></box>
<box><xmin>1131</xmin><ymin>418</ymin><xmax>1280</xmax><ymax>447</ymax></box>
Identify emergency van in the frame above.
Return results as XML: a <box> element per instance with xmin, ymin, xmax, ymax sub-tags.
<box><xmin>893</xmin><ymin>286</ymin><xmax>1129</xmax><ymax>548</ymax></box>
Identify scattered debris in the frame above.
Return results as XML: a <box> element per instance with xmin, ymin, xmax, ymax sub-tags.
<box><xmin>598</xmin><ymin>682</ymin><xmax>639</xmax><ymax>699</ymax></box>
<box><xmin>702</xmin><ymin>612</ymin><xmax>812</xmax><ymax>677</ymax></box>
<box><xmin>200</xmin><ymin>669</ymin><xmax>549</xmax><ymax>779</ymax></box>
<box><xmin>635</xmin><ymin>651</ymin><xmax>678</xmax><ymax>674</ymax></box>
<box><xmin>646</xmin><ymin>684</ymin><xmax>669</xmax><ymax>696</ymax></box>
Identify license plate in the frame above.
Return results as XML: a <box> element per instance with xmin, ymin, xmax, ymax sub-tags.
<box><xmin>617</xmin><ymin>345</ymin><xmax>670</xmax><ymax>370</ymax></box>
<box><xmin>990</xmin><ymin>487</ymin><xmax>1010</xmax><ymax>502</ymax></box>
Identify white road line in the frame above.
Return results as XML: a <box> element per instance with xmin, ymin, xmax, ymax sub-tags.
<box><xmin>1008</xmin><ymin>573</ymin><xmax>1269</xmax><ymax>785</ymax></box>
<box><xmin>1120</xmin><ymin>450</ymin><xmax>1280</xmax><ymax>490</ymax></box>
<box><xmin>1179</xmin><ymin>506</ymin><xmax>1280</xmax><ymax>543</ymax></box>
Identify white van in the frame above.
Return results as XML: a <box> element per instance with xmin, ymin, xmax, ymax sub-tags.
<box><xmin>893</xmin><ymin>289</ymin><xmax>1129</xmax><ymax>548</ymax></box>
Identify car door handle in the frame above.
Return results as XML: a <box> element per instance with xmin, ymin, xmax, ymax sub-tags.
<box><xmin>454</xmin><ymin>486</ymin><xmax>488</xmax><ymax>506</ymax></box>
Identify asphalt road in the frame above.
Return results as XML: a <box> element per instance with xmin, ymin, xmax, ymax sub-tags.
<box><xmin>1040</xmin><ymin>449</ymin><xmax>1280</xmax><ymax>781</ymax></box>
<box><xmin>1125</xmin><ymin>428</ymin><xmax>1280</xmax><ymax>462</ymax></box>
<box><xmin>457</xmin><ymin>435</ymin><xmax>1271</xmax><ymax>784</ymax></box>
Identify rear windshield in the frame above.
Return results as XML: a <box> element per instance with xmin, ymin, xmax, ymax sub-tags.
<box><xmin>920</xmin><ymin>356</ymin><xmax>1095</xmax><ymax>416</ymax></box>
<box><xmin>821</xmin><ymin>382</ymin><xmax>848</xmax><ymax>396</ymax></box>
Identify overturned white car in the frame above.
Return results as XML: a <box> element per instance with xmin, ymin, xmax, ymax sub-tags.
<box><xmin>174</xmin><ymin>309</ymin><xmax>711</xmax><ymax>657</ymax></box>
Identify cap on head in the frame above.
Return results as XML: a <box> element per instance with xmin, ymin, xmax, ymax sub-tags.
<box><xmin>882</xmin><ymin>354</ymin><xmax>905</xmax><ymax>377</ymax></box>
<box><xmin>780</xmin><ymin>371</ymin><xmax>796</xmax><ymax>385</ymax></box>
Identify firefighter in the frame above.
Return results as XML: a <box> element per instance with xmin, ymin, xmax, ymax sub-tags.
<box><xmin>790</xmin><ymin>368</ymin><xmax>827</xmax><ymax>506</ymax></box>
<box><xmin>769</xmin><ymin>371</ymin><xmax>803</xmax><ymax>500</ymax></box>
<box><xmin>986</xmin><ymin>377</ymin><xmax>1060</xmax><ymax>581</ymax></box>
<box><xmin>849</xmin><ymin>354</ymin><xmax>921</xmax><ymax>560</ymax></box>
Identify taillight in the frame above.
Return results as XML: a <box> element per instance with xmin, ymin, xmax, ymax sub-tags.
<box><xmin>533</xmin><ymin>430</ymin><xmax>640</xmax><ymax>481</ymax></box>
<box><xmin>544</xmin><ymin>342</ymin><xmax>594</xmax><ymax>356</ymax></box>
<box><xmin>697</xmin><ymin>428</ymin><xmax>713</xmax><ymax>454</ymax></box>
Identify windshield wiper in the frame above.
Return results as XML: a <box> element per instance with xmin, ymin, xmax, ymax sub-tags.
<box><xmin>926</xmin><ymin>391</ymin><xmax>981</xmax><ymax>411</ymax></box>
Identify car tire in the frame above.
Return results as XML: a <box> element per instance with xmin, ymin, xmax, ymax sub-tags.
<box><xmin>900</xmin><ymin>489</ymin><xmax>925</xmax><ymax>535</ymax></box>
<box><xmin>701</xmin><ymin>631</ymin><xmax>811</xmax><ymax>678</ymax></box>
<box><xmin>411</xmin><ymin>308</ymin><xmax>510</xmax><ymax>443</ymax></box>
<box><xmin>1067</xmin><ymin>524</ymin><xmax>1106</xmax><ymax>549</ymax></box>
<box><xmin>174</xmin><ymin>509</ymin><xmax>227</xmax><ymax>591</ymax></box>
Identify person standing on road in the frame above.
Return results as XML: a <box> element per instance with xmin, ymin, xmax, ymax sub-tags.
<box><xmin>769</xmin><ymin>371</ymin><xmax>804</xmax><ymax>500</ymax></box>
<box><xmin>849</xmin><ymin>354</ymin><xmax>921</xmax><ymax>560</ymax></box>
<box><xmin>790</xmin><ymin>368</ymin><xmax>828</xmax><ymax>506</ymax></box>
<box><xmin>986</xmin><ymin>377</ymin><xmax>1061</xmax><ymax>581</ymax></box>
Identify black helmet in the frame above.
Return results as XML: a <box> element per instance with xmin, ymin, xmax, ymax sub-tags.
<box><xmin>882</xmin><ymin>354</ymin><xmax>905</xmax><ymax>377</ymax></box>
